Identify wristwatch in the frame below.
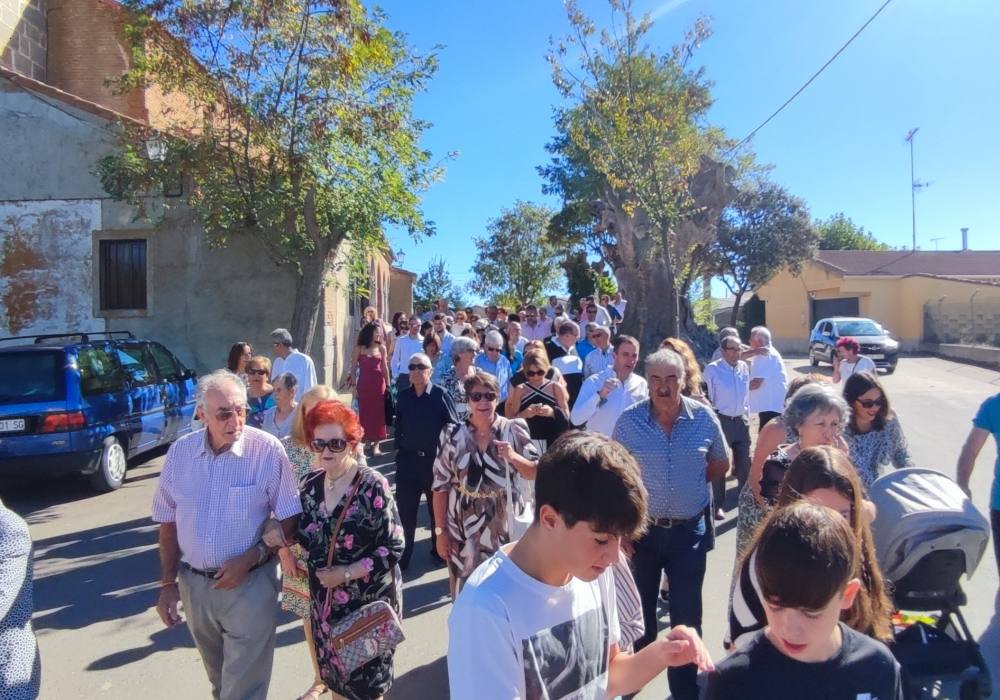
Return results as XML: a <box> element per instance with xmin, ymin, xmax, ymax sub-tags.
<box><xmin>343</xmin><ymin>566</ymin><xmax>353</xmax><ymax>584</ymax></box>
<box><xmin>434</xmin><ymin>527</ymin><xmax>444</xmax><ymax>536</ymax></box>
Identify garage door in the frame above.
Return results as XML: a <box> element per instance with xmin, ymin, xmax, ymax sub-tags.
<box><xmin>811</xmin><ymin>297</ymin><xmax>859</xmax><ymax>325</ymax></box>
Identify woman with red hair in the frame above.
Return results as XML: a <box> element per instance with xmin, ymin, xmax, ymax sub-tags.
<box><xmin>832</xmin><ymin>336</ymin><xmax>876</xmax><ymax>385</ymax></box>
<box><xmin>295</xmin><ymin>400</ymin><xmax>404</xmax><ymax>700</ymax></box>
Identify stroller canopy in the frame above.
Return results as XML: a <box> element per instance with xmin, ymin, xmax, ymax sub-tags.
<box><xmin>869</xmin><ymin>468</ymin><xmax>990</xmax><ymax>583</ymax></box>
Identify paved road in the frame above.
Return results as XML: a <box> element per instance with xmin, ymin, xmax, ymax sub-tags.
<box><xmin>3</xmin><ymin>356</ymin><xmax>999</xmax><ymax>699</ymax></box>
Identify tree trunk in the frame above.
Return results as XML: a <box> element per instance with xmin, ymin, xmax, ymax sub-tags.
<box><xmin>289</xmin><ymin>250</ymin><xmax>330</xmax><ymax>356</ymax></box>
<box><xmin>729</xmin><ymin>289</ymin><xmax>746</xmax><ymax>329</ymax></box>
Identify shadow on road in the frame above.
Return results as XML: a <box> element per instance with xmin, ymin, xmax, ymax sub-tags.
<box><xmin>388</xmin><ymin>655</ymin><xmax>448</xmax><ymax>699</ymax></box>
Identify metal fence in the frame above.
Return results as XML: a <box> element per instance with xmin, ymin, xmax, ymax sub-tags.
<box><xmin>924</xmin><ymin>295</ymin><xmax>1000</xmax><ymax>348</ymax></box>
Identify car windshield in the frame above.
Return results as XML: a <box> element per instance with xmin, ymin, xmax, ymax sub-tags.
<box><xmin>837</xmin><ymin>320</ymin><xmax>883</xmax><ymax>336</ymax></box>
<box><xmin>0</xmin><ymin>351</ymin><xmax>66</xmax><ymax>404</ymax></box>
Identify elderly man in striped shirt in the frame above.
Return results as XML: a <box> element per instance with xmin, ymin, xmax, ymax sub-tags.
<box><xmin>153</xmin><ymin>370</ymin><xmax>301</xmax><ymax>700</ymax></box>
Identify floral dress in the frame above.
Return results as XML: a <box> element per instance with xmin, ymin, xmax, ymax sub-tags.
<box><xmin>280</xmin><ymin>439</ymin><xmax>316</xmax><ymax>618</ymax></box>
<box><xmin>439</xmin><ymin>366</ymin><xmax>471</xmax><ymax>421</ymax></box>
<box><xmin>845</xmin><ymin>414</ymin><xmax>913</xmax><ymax>490</ymax></box>
<box><xmin>735</xmin><ymin>446</ymin><xmax>794</xmax><ymax>558</ymax></box>
<box><xmin>431</xmin><ymin>416</ymin><xmax>539</xmax><ymax>588</ymax></box>
<box><xmin>297</xmin><ymin>467</ymin><xmax>404</xmax><ymax>700</ymax></box>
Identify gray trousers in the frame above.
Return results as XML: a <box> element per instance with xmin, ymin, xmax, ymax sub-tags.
<box><xmin>714</xmin><ymin>413</ymin><xmax>752</xmax><ymax>510</ymax></box>
<box><xmin>178</xmin><ymin>562</ymin><xmax>280</xmax><ymax>700</ymax></box>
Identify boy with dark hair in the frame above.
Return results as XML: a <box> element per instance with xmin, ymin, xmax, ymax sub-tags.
<box><xmin>448</xmin><ymin>431</ymin><xmax>713</xmax><ymax>699</ymax></box>
<box><xmin>706</xmin><ymin>502</ymin><xmax>903</xmax><ymax>699</ymax></box>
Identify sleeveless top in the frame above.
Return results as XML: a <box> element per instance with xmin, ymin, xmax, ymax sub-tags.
<box><xmin>518</xmin><ymin>379</ymin><xmax>569</xmax><ymax>442</ymax></box>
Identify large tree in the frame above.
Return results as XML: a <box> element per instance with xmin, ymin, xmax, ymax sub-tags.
<box><xmin>713</xmin><ymin>181</ymin><xmax>817</xmax><ymax>325</ymax></box>
<box><xmin>414</xmin><ymin>257</ymin><xmax>464</xmax><ymax>311</ymax></box>
<box><xmin>468</xmin><ymin>201</ymin><xmax>563</xmax><ymax>307</ymax></box>
<box><xmin>816</xmin><ymin>213</ymin><xmax>889</xmax><ymax>250</ymax></box>
<box><xmin>97</xmin><ymin>0</ymin><xmax>443</xmax><ymax>352</ymax></box>
<box><xmin>542</xmin><ymin>1</ymin><xmax>738</xmax><ymax>353</ymax></box>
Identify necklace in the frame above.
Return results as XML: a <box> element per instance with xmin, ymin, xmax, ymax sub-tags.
<box><xmin>324</xmin><ymin>463</ymin><xmax>355</xmax><ymax>490</ymax></box>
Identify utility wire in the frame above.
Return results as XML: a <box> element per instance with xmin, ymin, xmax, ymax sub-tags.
<box><xmin>727</xmin><ymin>0</ymin><xmax>894</xmax><ymax>155</ymax></box>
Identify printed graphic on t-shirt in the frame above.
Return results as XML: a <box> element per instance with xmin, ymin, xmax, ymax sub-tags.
<box><xmin>521</xmin><ymin>607</ymin><xmax>608</xmax><ymax>700</ymax></box>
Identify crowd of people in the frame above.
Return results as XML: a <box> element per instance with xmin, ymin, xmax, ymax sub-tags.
<box><xmin>135</xmin><ymin>294</ymin><xmax>1000</xmax><ymax>700</ymax></box>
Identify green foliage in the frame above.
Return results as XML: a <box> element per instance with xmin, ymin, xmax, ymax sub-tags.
<box><xmin>99</xmin><ymin>0</ymin><xmax>447</xmax><ymax>348</ymax></box>
<box><xmin>691</xmin><ymin>296</ymin><xmax>717</xmax><ymax>332</ymax></box>
<box><xmin>815</xmin><ymin>213</ymin><xmax>889</xmax><ymax>250</ymax></box>
<box><xmin>468</xmin><ymin>201</ymin><xmax>564</xmax><ymax>306</ymax></box>
<box><xmin>414</xmin><ymin>257</ymin><xmax>464</xmax><ymax>311</ymax></box>
<box><xmin>713</xmin><ymin>180</ymin><xmax>817</xmax><ymax>305</ymax></box>
<box><xmin>562</xmin><ymin>250</ymin><xmax>617</xmax><ymax>303</ymax></box>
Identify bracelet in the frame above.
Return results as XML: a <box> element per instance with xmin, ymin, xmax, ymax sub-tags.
<box><xmin>343</xmin><ymin>565</ymin><xmax>353</xmax><ymax>584</ymax></box>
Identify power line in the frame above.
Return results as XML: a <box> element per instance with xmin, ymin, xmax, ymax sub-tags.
<box><xmin>727</xmin><ymin>0</ymin><xmax>894</xmax><ymax>155</ymax></box>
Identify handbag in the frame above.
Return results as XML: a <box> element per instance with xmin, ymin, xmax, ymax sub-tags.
<box><xmin>503</xmin><ymin>454</ymin><xmax>534</xmax><ymax>541</ymax></box>
<box><xmin>321</xmin><ymin>468</ymin><xmax>405</xmax><ymax>676</ymax></box>
<box><xmin>383</xmin><ymin>385</ymin><xmax>396</xmax><ymax>427</ymax></box>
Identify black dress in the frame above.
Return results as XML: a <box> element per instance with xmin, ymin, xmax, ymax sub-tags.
<box><xmin>517</xmin><ymin>379</ymin><xmax>570</xmax><ymax>447</ymax></box>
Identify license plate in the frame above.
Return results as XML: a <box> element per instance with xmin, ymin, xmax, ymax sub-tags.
<box><xmin>0</xmin><ymin>418</ymin><xmax>25</xmax><ymax>432</ymax></box>
<box><xmin>869</xmin><ymin>354</ymin><xmax>884</xmax><ymax>360</ymax></box>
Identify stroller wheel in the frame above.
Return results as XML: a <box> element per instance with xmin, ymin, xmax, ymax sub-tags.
<box><xmin>959</xmin><ymin>666</ymin><xmax>990</xmax><ymax>699</ymax></box>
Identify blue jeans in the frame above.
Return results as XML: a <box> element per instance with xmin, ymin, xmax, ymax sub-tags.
<box><xmin>631</xmin><ymin>517</ymin><xmax>708</xmax><ymax>700</ymax></box>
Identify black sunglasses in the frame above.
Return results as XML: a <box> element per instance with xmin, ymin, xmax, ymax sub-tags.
<box><xmin>212</xmin><ymin>406</ymin><xmax>246</xmax><ymax>421</ymax></box>
<box><xmin>310</xmin><ymin>438</ymin><xmax>349</xmax><ymax>453</ymax></box>
<box><xmin>468</xmin><ymin>391</ymin><xmax>497</xmax><ymax>403</ymax></box>
<box><xmin>855</xmin><ymin>398</ymin><xmax>885</xmax><ymax>409</ymax></box>
<box><xmin>408</xmin><ymin>363</ymin><xmax>430</xmax><ymax>371</ymax></box>
<box><xmin>485</xmin><ymin>346</ymin><xmax>501</xmax><ymax>352</ymax></box>
<box><xmin>525</xmin><ymin>369</ymin><xmax>545</xmax><ymax>377</ymax></box>
<box><xmin>247</xmin><ymin>368</ymin><xmax>268</xmax><ymax>376</ymax></box>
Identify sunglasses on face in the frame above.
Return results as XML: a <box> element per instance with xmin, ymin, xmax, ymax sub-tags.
<box><xmin>310</xmin><ymin>438</ymin><xmax>349</xmax><ymax>453</ymax></box>
<box><xmin>525</xmin><ymin>369</ymin><xmax>545</xmax><ymax>377</ymax></box>
<box><xmin>408</xmin><ymin>363</ymin><xmax>430</xmax><ymax>371</ymax></box>
<box><xmin>247</xmin><ymin>368</ymin><xmax>268</xmax><ymax>376</ymax></box>
<box><xmin>485</xmin><ymin>346</ymin><xmax>501</xmax><ymax>352</ymax></box>
<box><xmin>855</xmin><ymin>398</ymin><xmax>885</xmax><ymax>409</ymax></box>
<box><xmin>468</xmin><ymin>391</ymin><xmax>497</xmax><ymax>403</ymax></box>
<box><xmin>213</xmin><ymin>406</ymin><xmax>247</xmax><ymax>421</ymax></box>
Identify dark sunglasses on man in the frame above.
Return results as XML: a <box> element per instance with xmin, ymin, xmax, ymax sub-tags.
<box><xmin>212</xmin><ymin>406</ymin><xmax>247</xmax><ymax>421</ymax></box>
<box><xmin>408</xmin><ymin>363</ymin><xmax>431</xmax><ymax>371</ymax></box>
<box><xmin>310</xmin><ymin>438</ymin><xmax>349</xmax><ymax>453</ymax></box>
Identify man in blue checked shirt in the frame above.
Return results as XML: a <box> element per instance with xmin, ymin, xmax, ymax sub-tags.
<box><xmin>612</xmin><ymin>348</ymin><xmax>730</xmax><ymax>700</ymax></box>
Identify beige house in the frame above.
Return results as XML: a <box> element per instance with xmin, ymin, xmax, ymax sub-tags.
<box><xmin>755</xmin><ymin>250</ymin><xmax>1000</xmax><ymax>352</ymax></box>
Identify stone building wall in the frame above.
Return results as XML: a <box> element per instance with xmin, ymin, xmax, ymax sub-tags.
<box><xmin>0</xmin><ymin>0</ymin><xmax>46</xmax><ymax>81</ymax></box>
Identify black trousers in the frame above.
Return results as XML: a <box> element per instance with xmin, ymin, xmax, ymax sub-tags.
<box><xmin>757</xmin><ymin>410</ymin><xmax>781</xmax><ymax>432</ymax></box>
<box><xmin>395</xmin><ymin>449</ymin><xmax>436</xmax><ymax>568</ymax></box>
<box><xmin>715</xmin><ymin>414</ymin><xmax>751</xmax><ymax>510</ymax></box>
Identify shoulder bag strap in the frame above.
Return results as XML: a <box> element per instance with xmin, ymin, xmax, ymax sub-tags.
<box><xmin>324</xmin><ymin>468</ymin><xmax>365</xmax><ymax>569</ymax></box>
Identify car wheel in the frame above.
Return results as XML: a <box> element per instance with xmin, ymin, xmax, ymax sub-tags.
<box><xmin>809</xmin><ymin>353</ymin><xmax>819</xmax><ymax>367</ymax></box>
<box><xmin>885</xmin><ymin>362</ymin><xmax>897</xmax><ymax>375</ymax></box>
<box><xmin>90</xmin><ymin>436</ymin><xmax>127</xmax><ymax>492</ymax></box>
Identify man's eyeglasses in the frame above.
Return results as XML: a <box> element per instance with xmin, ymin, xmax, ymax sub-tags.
<box><xmin>855</xmin><ymin>398</ymin><xmax>885</xmax><ymax>409</ymax></box>
<box><xmin>485</xmin><ymin>346</ymin><xmax>501</xmax><ymax>352</ymax></box>
<box><xmin>525</xmin><ymin>369</ymin><xmax>545</xmax><ymax>377</ymax></box>
<box><xmin>468</xmin><ymin>391</ymin><xmax>497</xmax><ymax>403</ymax></box>
<box><xmin>408</xmin><ymin>363</ymin><xmax>431</xmax><ymax>371</ymax></box>
<box><xmin>247</xmin><ymin>368</ymin><xmax>268</xmax><ymax>376</ymax></box>
<box><xmin>212</xmin><ymin>406</ymin><xmax>247</xmax><ymax>421</ymax></box>
<box><xmin>310</xmin><ymin>438</ymin><xmax>349</xmax><ymax>453</ymax></box>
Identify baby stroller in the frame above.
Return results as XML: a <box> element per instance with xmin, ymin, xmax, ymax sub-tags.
<box><xmin>870</xmin><ymin>468</ymin><xmax>992</xmax><ymax>699</ymax></box>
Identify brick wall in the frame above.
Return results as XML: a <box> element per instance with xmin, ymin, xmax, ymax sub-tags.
<box><xmin>1</xmin><ymin>0</ymin><xmax>47</xmax><ymax>81</ymax></box>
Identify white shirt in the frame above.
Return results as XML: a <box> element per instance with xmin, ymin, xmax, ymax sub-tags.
<box><xmin>571</xmin><ymin>368</ymin><xmax>649</xmax><ymax>436</ymax></box>
<box><xmin>837</xmin><ymin>355</ymin><xmax>877</xmax><ymax>384</ymax></box>
<box><xmin>748</xmin><ymin>346</ymin><xmax>788</xmax><ymax>414</ymax></box>
<box><xmin>703</xmin><ymin>358</ymin><xmax>750</xmax><ymax>418</ymax></box>
<box><xmin>390</xmin><ymin>334</ymin><xmax>425</xmax><ymax>378</ymax></box>
<box><xmin>611</xmin><ymin>299</ymin><xmax>627</xmax><ymax>319</ymax></box>
<box><xmin>151</xmin><ymin>426</ymin><xmax>302</xmax><ymax>569</ymax></box>
<box><xmin>584</xmin><ymin>346</ymin><xmax>614</xmax><ymax>378</ymax></box>
<box><xmin>271</xmin><ymin>349</ymin><xmax>316</xmax><ymax>400</ymax></box>
<box><xmin>448</xmin><ymin>547</ymin><xmax>619</xmax><ymax>700</ymax></box>
<box><xmin>520</xmin><ymin>320</ymin><xmax>550</xmax><ymax>342</ymax></box>
<box><xmin>593</xmin><ymin>305</ymin><xmax>613</xmax><ymax>327</ymax></box>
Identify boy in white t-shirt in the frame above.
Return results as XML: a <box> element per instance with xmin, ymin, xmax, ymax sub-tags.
<box><xmin>447</xmin><ymin>432</ymin><xmax>713</xmax><ymax>699</ymax></box>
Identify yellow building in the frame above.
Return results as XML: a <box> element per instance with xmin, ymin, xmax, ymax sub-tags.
<box><xmin>755</xmin><ymin>250</ymin><xmax>1000</xmax><ymax>352</ymax></box>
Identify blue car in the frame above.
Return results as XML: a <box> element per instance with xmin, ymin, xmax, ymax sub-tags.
<box><xmin>0</xmin><ymin>331</ymin><xmax>197</xmax><ymax>491</ymax></box>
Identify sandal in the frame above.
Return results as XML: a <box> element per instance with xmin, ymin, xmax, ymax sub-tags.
<box><xmin>298</xmin><ymin>682</ymin><xmax>327</xmax><ymax>700</ymax></box>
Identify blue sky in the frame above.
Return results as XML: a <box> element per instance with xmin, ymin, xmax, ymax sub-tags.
<box><xmin>379</xmin><ymin>0</ymin><xmax>1000</xmax><ymax>299</ymax></box>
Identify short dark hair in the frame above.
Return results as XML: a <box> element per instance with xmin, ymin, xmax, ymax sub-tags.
<box><xmin>463</xmin><ymin>368</ymin><xmax>499</xmax><ymax>395</ymax></box>
<box><xmin>612</xmin><ymin>335</ymin><xmax>639</xmax><ymax>352</ymax></box>
<box><xmin>557</xmin><ymin>321</ymin><xmax>579</xmax><ymax>336</ymax></box>
<box><xmin>534</xmin><ymin>432</ymin><xmax>648</xmax><ymax>539</ymax></box>
<box><xmin>843</xmin><ymin>371</ymin><xmax>890</xmax><ymax>431</ymax></box>
<box><xmin>755</xmin><ymin>501</ymin><xmax>858</xmax><ymax>612</ymax></box>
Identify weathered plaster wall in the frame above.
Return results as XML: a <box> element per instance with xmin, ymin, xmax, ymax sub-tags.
<box><xmin>0</xmin><ymin>198</ymin><xmax>104</xmax><ymax>335</ymax></box>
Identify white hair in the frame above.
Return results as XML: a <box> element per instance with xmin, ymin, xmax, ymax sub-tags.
<box><xmin>196</xmin><ymin>369</ymin><xmax>247</xmax><ymax>410</ymax></box>
<box><xmin>408</xmin><ymin>352</ymin><xmax>432</xmax><ymax>367</ymax></box>
<box><xmin>751</xmin><ymin>326</ymin><xmax>772</xmax><ymax>346</ymax></box>
<box><xmin>485</xmin><ymin>330</ymin><xmax>504</xmax><ymax>348</ymax></box>
<box><xmin>644</xmin><ymin>348</ymin><xmax>686</xmax><ymax>380</ymax></box>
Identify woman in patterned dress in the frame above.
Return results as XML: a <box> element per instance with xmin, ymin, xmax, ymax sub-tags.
<box><xmin>842</xmin><ymin>371</ymin><xmax>913</xmax><ymax>489</ymax></box>
<box><xmin>245</xmin><ymin>355</ymin><xmax>275</xmax><ymax>428</ymax></box>
<box><xmin>431</xmin><ymin>369</ymin><xmax>540</xmax><ymax>599</ymax></box>
<box><xmin>279</xmin><ymin>384</ymin><xmax>336</xmax><ymax>700</ymax></box>
<box><xmin>296</xmin><ymin>400</ymin><xmax>404</xmax><ymax>700</ymax></box>
<box><xmin>735</xmin><ymin>383</ymin><xmax>850</xmax><ymax>557</ymax></box>
<box><xmin>437</xmin><ymin>336</ymin><xmax>479</xmax><ymax>422</ymax></box>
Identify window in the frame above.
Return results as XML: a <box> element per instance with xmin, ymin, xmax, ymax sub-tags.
<box><xmin>0</xmin><ymin>351</ymin><xmax>66</xmax><ymax>404</ymax></box>
<box><xmin>99</xmin><ymin>239</ymin><xmax>147</xmax><ymax>310</ymax></box>
<box><xmin>148</xmin><ymin>343</ymin><xmax>182</xmax><ymax>382</ymax></box>
<box><xmin>116</xmin><ymin>345</ymin><xmax>156</xmax><ymax>386</ymax></box>
<box><xmin>77</xmin><ymin>346</ymin><xmax>127</xmax><ymax>396</ymax></box>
